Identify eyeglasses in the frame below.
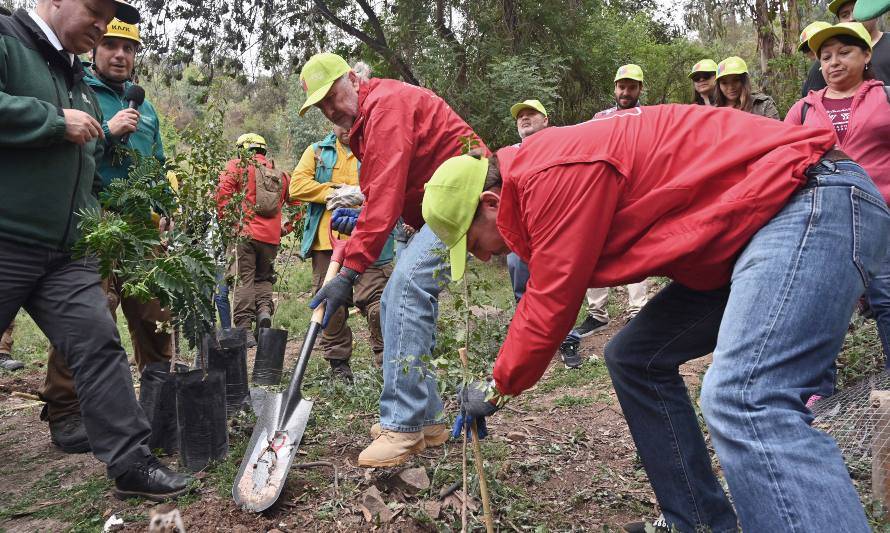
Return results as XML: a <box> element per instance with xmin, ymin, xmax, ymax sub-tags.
<box><xmin>692</xmin><ymin>74</ymin><xmax>715</xmax><ymax>82</ymax></box>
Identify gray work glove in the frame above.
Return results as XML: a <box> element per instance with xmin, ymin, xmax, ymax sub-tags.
<box><xmin>325</xmin><ymin>185</ymin><xmax>365</xmax><ymax>210</ymax></box>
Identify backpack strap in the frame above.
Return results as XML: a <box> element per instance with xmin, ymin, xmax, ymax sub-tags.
<box><xmin>884</xmin><ymin>85</ymin><xmax>890</xmax><ymax>104</ymax></box>
<box><xmin>800</xmin><ymin>102</ymin><xmax>810</xmax><ymax>125</ymax></box>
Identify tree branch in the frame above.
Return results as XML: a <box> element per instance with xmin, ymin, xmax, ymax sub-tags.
<box><xmin>311</xmin><ymin>0</ymin><xmax>420</xmax><ymax>85</ymax></box>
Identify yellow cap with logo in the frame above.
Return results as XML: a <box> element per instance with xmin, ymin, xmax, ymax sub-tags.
<box><xmin>510</xmin><ymin>99</ymin><xmax>548</xmax><ymax>119</ymax></box>
<box><xmin>716</xmin><ymin>56</ymin><xmax>748</xmax><ymax>79</ymax></box>
<box><xmin>614</xmin><ymin>64</ymin><xmax>644</xmax><ymax>82</ymax></box>
<box><xmin>798</xmin><ymin>21</ymin><xmax>832</xmax><ymax>52</ymax></box>
<box><xmin>236</xmin><ymin>133</ymin><xmax>267</xmax><ymax>151</ymax></box>
<box><xmin>104</xmin><ymin>18</ymin><xmax>142</xmax><ymax>45</ymax></box>
<box><xmin>688</xmin><ymin>59</ymin><xmax>718</xmax><ymax>79</ymax></box>
<box><xmin>421</xmin><ymin>155</ymin><xmax>489</xmax><ymax>281</ymax></box>
<box><xmin>808</xmin><ymin>22</ymin><xmax>872</xmax><ymax>54</ymax></box>
<box><xmin>299</xmin><ymin>53</ymin><xmax>351</xmax><ymax>117</ymax></box>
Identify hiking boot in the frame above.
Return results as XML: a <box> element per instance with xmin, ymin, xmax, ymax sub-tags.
<box><xmin>559</xmin><ymin>339</ymin><xmax>582</xmax><ymax>369</ymax></box>
<box><xmin>370</xmin><ymin>423</ymin><xmax>449</xmax><ymax>447</ymax></box>
<box><xmin>573</xmin><ymin>315</ymin><xmax>609</xmax><ymax>337</ymax></box>
<box><xmin>49</xmin><ymin>413</ymin><xmax>91</xmax><ymax>453</ymax></box>
<box><xmin>329</xmin><ymin>359</ymin><xmax>354</xmax><ymax>383</ymax></box>
<box><xmin>357</xmin><ymin>430</ymin><xmax>425</xmax><ymax>468</ymax></box>
<box><xmin>0</xmin><ymin>352</ymin><xmax>24</xmax><ymax>371</ymax></box>
<box><xmin>624</xmin><ymin>514</ymin><xmax>669</xmax><ymax>533</ymax></box>
<box><xmin>114</xmin><ymin>456</ymin><xmax>193</xmax><ymax>502</ymax></box>
<box><xmin>245</xmin><ymin>332</ymin><xmax>257</xmax><ymax>349</ymax></box>
<box><xmin>257</xmin><ymin>310</ymin><xmax>272</xmax><ymax>329</ymax></box>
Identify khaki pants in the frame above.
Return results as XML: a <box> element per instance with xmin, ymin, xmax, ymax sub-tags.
<box><xmin>40</xmin><ymin>277</ymin><xmax>172</xmax><ymax>422</ymax></box>
<box><xmin>311</xmin><ymin>250</ymin><xmax>391</xmax><ymax>365</ymax></box>
<box><xmin>0</xmin><ymin>319</ymin><xmax>14</xmax><ymax>354</ymax></box>
<box><xmin>587</xmin><ymin>280</ymin><xmax>650</xmax><ymax>322</ymax></box>
<box><xmin>233</xmin><ymin>238</ymin><xmax>278</xmax><ymax>330</ymax></box>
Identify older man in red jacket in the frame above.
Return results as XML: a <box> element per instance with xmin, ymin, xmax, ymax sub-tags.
<box><xmin>298</xmin><ymin>53</ymin><xmax>489</xmax><ymax>467</ymax></box>
<box><xmin>422</xmin><ymin>105</ymin><xmax>885</xmax><ymax>533</ymax></box>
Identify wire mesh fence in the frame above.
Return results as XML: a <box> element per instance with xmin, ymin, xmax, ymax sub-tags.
<box><xmin>812</xmin><ymin>370</ymin><xmax>890</xmax><ymax>480</ymax></box>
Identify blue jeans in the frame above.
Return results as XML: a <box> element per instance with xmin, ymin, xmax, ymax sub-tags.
<box><xmin>606</xmin><ymin>161</ymin><xmax>887</xmax><ymax>532</ymax></box>
<box><xmin>506</xmin><ymin>252</ymin><xmax>529</xmax><ymax>302</ymax></box>
<box><xmin>865</xmin><ymin>243</ymin><xmax>890</xmax><ymax>368</ymax></box>
<box><xmin>214</xmin><ymin>270</ymin><xmax>231</xmax><ymax>330</ymax></box>
<box><xmin>379</xmin><ymin>224</ymin><xmax>447</xmax><ymax>432</ymax></box>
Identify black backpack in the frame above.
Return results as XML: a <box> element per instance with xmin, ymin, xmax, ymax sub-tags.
<box><xmin>800</xmin><ymin>85</ymin><xmax>890</xmax><ymax>123</ymax></box>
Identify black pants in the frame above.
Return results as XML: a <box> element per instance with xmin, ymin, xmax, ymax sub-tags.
<box><xmin>0</xmin><ymin>238</ymin><xmax>151</xmax><ymax>478</ymax></box>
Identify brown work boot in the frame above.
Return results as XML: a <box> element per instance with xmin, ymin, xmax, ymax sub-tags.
<box><xmin>369</xmin><ymin>423</ymin><xmax>449</xmax><ymax>447</ymax></box>
<box><xmin>357</xmin><ymin>430</ymin><xmax>425</xmax><ymax>468</ymax></box>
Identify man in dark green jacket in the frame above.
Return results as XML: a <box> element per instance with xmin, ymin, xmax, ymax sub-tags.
<box><xmin>41</xmin><ymin>16</ymin><xmax>176</xmax><ymax>455</ymax></box>
<box><xmin>0</xmin><ymin>0</ymin><xmax>191</xmax><ymax>501</ymax></box>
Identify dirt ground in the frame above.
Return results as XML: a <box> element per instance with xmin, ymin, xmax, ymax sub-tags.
<box><xmin>0</xmin><ymin>320</ymin><xmax>713</xmax><ymax>532</ymax></box>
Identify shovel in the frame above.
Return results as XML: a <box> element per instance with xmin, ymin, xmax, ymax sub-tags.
<box><xmin>232</xmin><ymin>233</ymin><xmax>346</xmax><ymax>512</ymax></box>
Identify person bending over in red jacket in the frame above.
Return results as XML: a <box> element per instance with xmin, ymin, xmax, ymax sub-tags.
<box><xmin>422</xmin><ymin>104</ymin><xmax>886</xmax><ymax>533</ymax></box>
<box><xmin>297</xmin><ymin>52</ymin><xmax>489</xmax><ymax>467</ymax></box>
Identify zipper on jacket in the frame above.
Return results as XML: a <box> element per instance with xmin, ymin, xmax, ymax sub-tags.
<box><xmin>49</xmin><ymin>63</ymin><xmax>84</xmax><ymax>250</ymax></box>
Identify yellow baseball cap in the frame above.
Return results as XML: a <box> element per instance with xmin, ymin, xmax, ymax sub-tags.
<box><xmin>104</xmin><ymin>18</ymin><xmax>142</xmax><ymax>45</ymax></box>
<box><xmin>298</xmin><ymin>53</ymin><xmax>351</xmax><ymax>117</ymax></box>
<box><xmin>614</xmin><ymin>64</ymin><xmax>644</xmax><ymax>82</ymax></box>
<box><xmin>688</xmin><ymin>59</ymin><xmax>718</xmax><ymax>79</ymax></box>
<box><xmin>808</xmin><ymin>22</ymin><xmax>872</xmax><ymax>54</ymax></box>
<box><xmin>716</xmin><ymin>56</ymin><xmax>748</xmax><ymax>79</ymax></box>
<box><xmin>828</xmin><ymin>0</ymin><xmax>855</xmax><ymax>16</ymax></box>
<box><xmin>854</xmin><ymin>0</ymin><xmax>890</xmax><ymax>20</ymax></box>
<box><xmin>510</xmin><ymin>99</ymin><xmax>548</xmax><ymax>119</ymax></box>
<box><xmin>421</xmin><ymin>156</ymin><xmax>489</xmax><ymax>281</ymax></box>
<box><xmin>798</xmin><ymin>21</ymin><xmax>832</xmax><ymax>51</ymax></box>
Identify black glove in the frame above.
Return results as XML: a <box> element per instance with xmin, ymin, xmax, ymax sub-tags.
<box><xmin>308</xmin><ymin>267</ymin><xmax>358</xmax><ymax>327</ymax></box>
<box><xmin>458</xmin><ymin>380</ymin><xmax>501</xmax><ymax>418</ymax></box>
<box><xmin>331</xmin><ymin>207</ymin><xmax>360</xmax><ymax>235</ymax></box>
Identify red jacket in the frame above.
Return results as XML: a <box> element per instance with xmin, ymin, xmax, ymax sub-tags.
<box><xmin>345</xmin><ymin>78</ymin><xmax>489</xmax><ymax>273</ymax></box>
<box><xmin>784</xmin><ymin>80</ymin><xmax>890</xmax><ymax>201</ymax></box>
<box><xmin>216</xmin><ymin>153</ymin><xmax>296</xmax><ymax>246</ymax></box>
<box><xmin>493</xmin><ymin>104</ymin><xmax>835</xmax><ymax>396</ymax></box>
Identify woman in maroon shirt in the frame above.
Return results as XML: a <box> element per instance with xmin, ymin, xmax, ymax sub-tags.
<box><xmin>786</xmin><ymin>21</ymin><xmax>890</xmax><ymax>400</ymax></box>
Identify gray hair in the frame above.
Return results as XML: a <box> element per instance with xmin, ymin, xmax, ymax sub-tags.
<box><xmin>352</xmin><ymin>61</ymin><xmax>372</xmax><ymax>81</ymax></box>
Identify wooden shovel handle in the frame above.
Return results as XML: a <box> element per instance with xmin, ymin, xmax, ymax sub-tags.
<box><xmin>457</xmin><ymin>347</ymin><xmax>495</xmax><ymax>533</ymax></box>
<box><xmin>311</xmin><ymin>258</ymin><xmax>342</xmax><ymax>325</ymax></box>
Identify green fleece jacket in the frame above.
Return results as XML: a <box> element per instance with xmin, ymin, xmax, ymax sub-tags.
<box><xmin>0</xmin><ymin>10</ymin><xmax>104</xmax><ymax>251</ymax></box>
<box><xmin>84</xmin><ymin>67</ymin><xmax>165</xmax><ymax>189</ymax></box>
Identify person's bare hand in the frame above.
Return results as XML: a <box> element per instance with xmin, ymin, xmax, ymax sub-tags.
<box><xmin>106</xmin><ymin>108</ymin><xmax>140</xmax><ymax>137</ymax></box>
<box><xmin>62</xmin><ymin>109</ymin><xmax>103</xmax><ymax>145</ymax></box>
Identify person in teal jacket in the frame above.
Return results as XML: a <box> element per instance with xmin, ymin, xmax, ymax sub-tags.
<box><xmin>290</xmin><ymin>126</ymin><xmax>395</xmax><ymax>380</ymax></box>
<box><xmin>84</xmin><ymin>18</ymin><xmax>164</xmax><ymax>188</ymax></box>
<box><xmin>40</xmin><ymin>16</ymin><xmax>175</xmax><ymax>457</ymax></box>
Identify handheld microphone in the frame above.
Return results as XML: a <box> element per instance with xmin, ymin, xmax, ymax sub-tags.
<box><xmin>120</xmin><ymin>85</ymin><xmax>145</xmax><ymax>144</ymax></box>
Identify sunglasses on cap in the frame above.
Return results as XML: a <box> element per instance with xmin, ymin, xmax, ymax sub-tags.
<box><xmin>691</xmin><ymin>73</ymin><xmax>715</xmax><ymax>82</ymax></box>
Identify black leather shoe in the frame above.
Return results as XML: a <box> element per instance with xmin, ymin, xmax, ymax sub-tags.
<box><xmin>114</xmin><ymin>456</ymin><xmax>193</xmax><ymax>501</ymax></box>
<box><xmin>49</xmin><ymin>414</ymin><xmax>91</xmax><ymax>453</ymax></box>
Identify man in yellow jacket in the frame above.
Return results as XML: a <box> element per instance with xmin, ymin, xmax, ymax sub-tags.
<box><xmin>289</xmin><ymin>125</ymin><xmax>394</xmax><ymax>381</ymax></box>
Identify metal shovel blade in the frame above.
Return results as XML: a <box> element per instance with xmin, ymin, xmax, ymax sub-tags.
<box><xmin>232</xmin><ymin>390</ymin><xmax>313</xmax><ymax>511</ymax></box>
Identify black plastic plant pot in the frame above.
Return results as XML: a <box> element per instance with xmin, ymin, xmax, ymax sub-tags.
<box><xmin>174</xmin><ymin>368</ymin><xmax>228</xmax><ymax>472</ymax></box>
<box><xmin>253</xmin><ymin>327</ymin><xmax>288</xmax><ymax>386</ymax></box>
<box><xmin>139</xmin><ymin>362</ymin><xmax>188</xmax><ymax>455</ymax></box>
<box><xmin>206</xmin><ymin>327</ymin><xmax>251</xmax><ymax>416</ymax></box>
